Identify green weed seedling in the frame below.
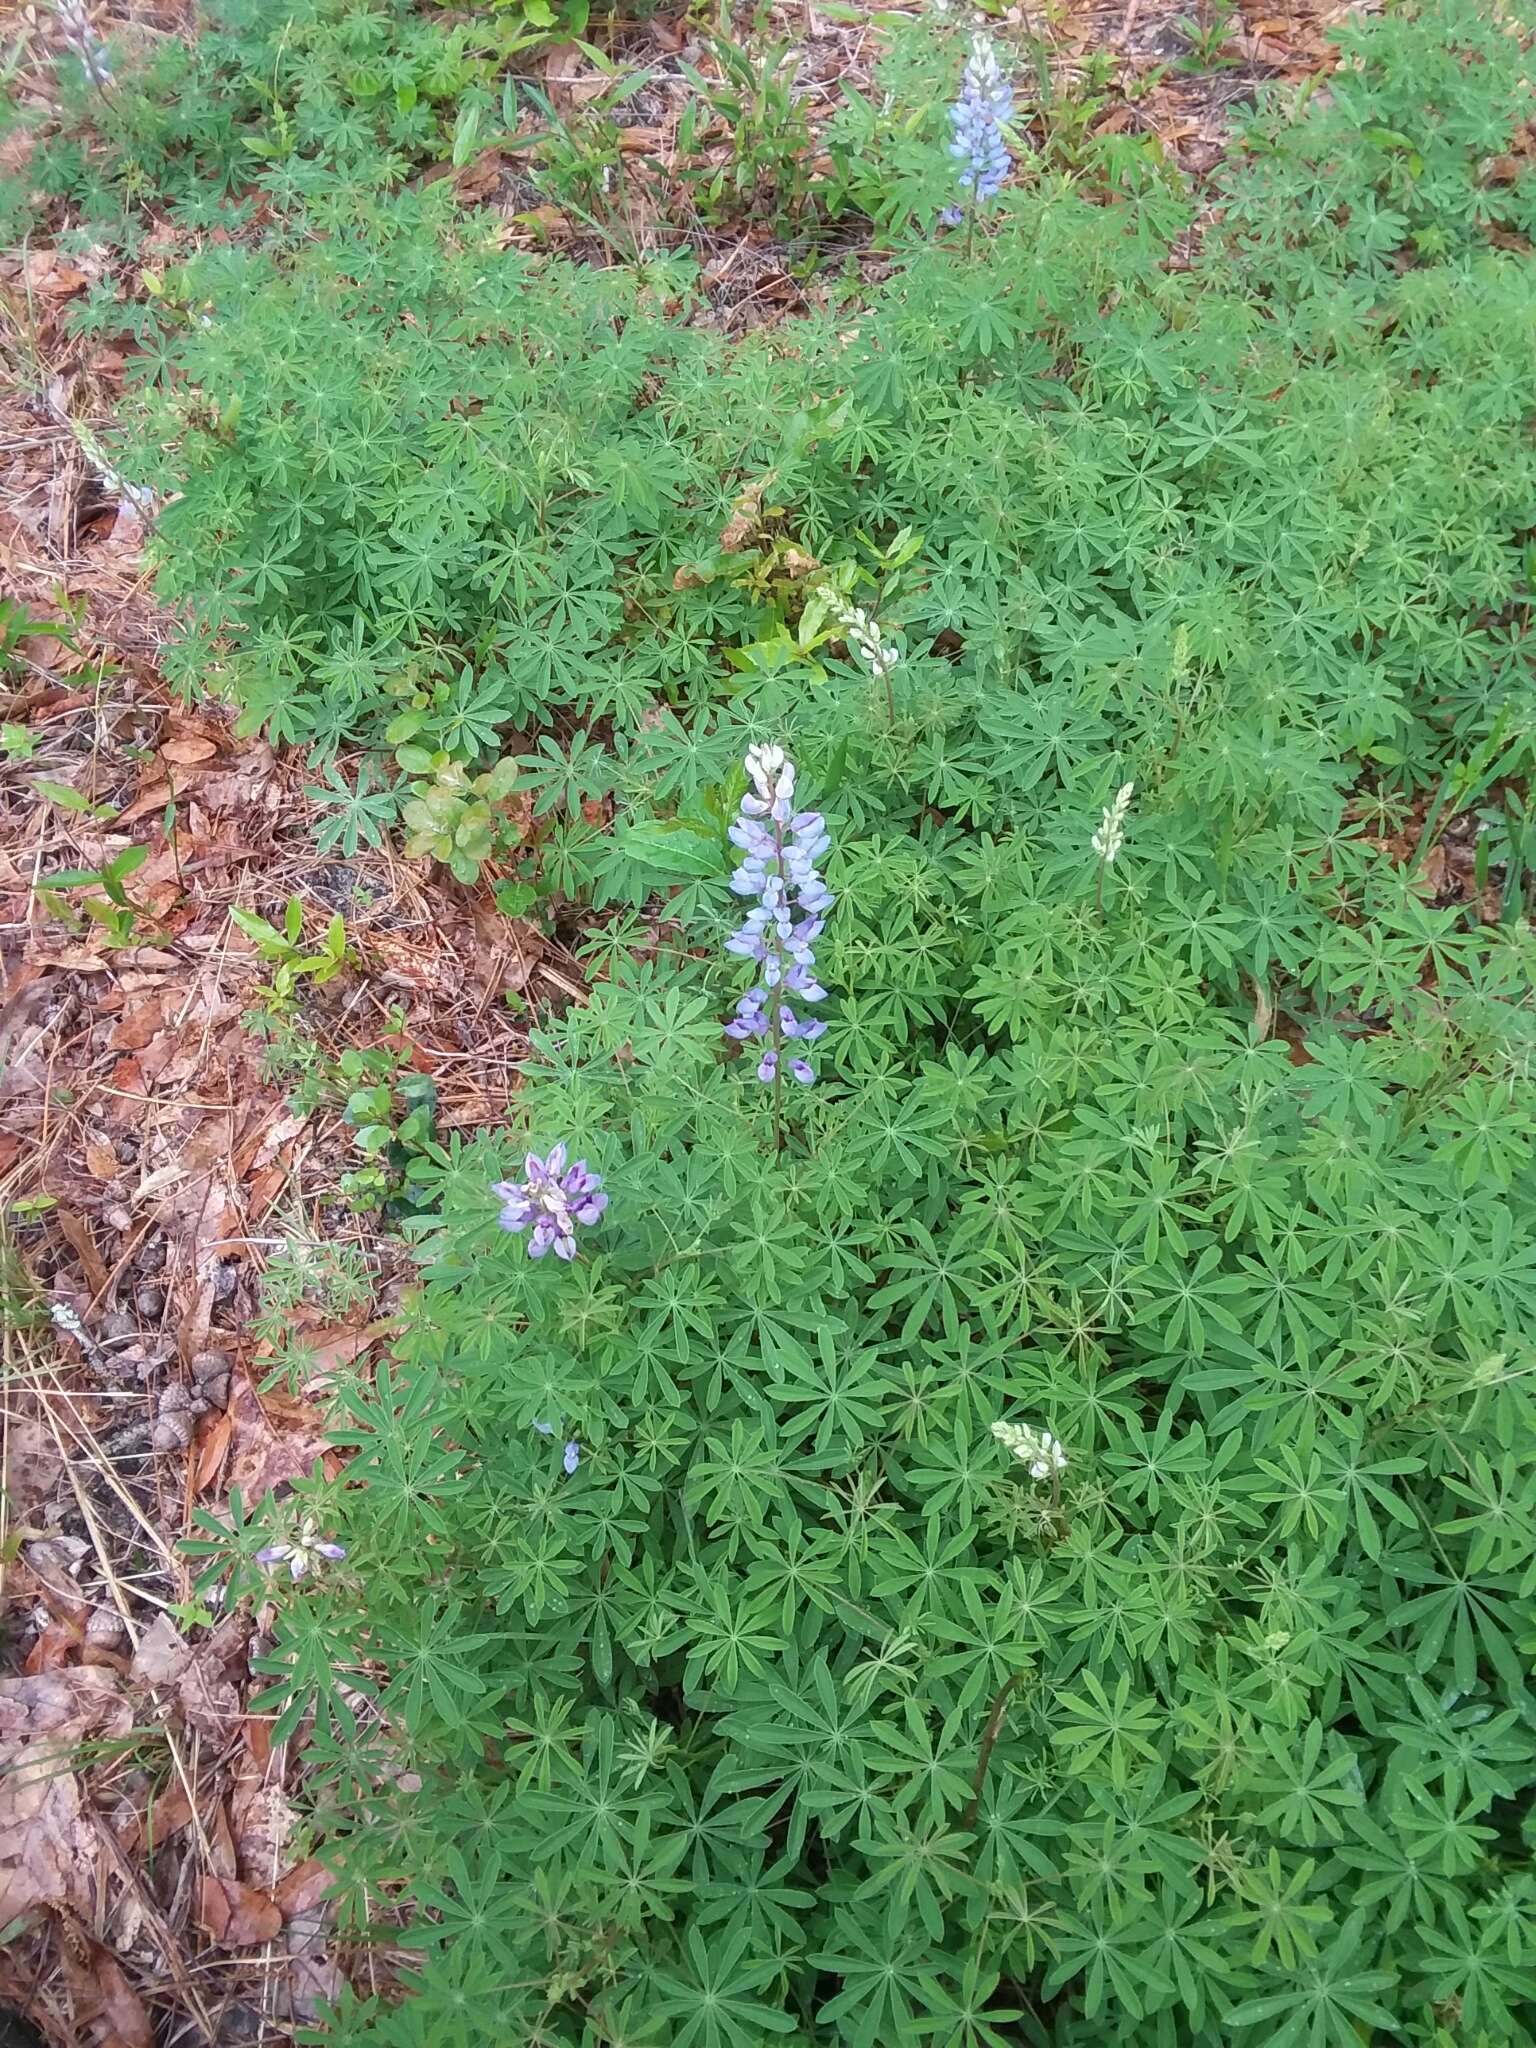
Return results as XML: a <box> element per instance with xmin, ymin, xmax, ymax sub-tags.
<box><xmin>230</xmin><ymin>897</ymin><xmax>350</xmax><ymax>1010</ymax></box>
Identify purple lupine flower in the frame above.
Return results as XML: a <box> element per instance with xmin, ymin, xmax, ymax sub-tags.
<box><xmin>493</xmin><ymin>1143</ymin><xmax>607</xmax><ymax>1260</ymax></box>
<box><xmin>724</xmin><ymin>745</ymin><xmax>834</xmax><ymax>1085</ymax></box>
<box><xmin>533</xmin><ymin>1418</ymin><xmax>581</xmax><ymax>1475</ymax></box>
<box><xmin>256</xmin><ymin>1517</ymin><xmax>346</xmax><ymax>1583</ymax></box>
<box><xmin>57</xmin><ymin>0</ymin><xmax>113</xmax><ymax>89</ymax></box>
<box><xmin>942</xmin><ymin>33</ymin><xmax>1013</xmax><ymax>225</ymax></box>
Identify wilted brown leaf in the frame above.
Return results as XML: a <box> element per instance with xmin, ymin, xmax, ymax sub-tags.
<box><xmin>192</xmin><ymin>1406</ymin><xmax>234</xmax><ymax>1494</ymax></box>
<box><xmin>159</xmin><ymin>735</ymin><xmax>220</xmax><ymax>766</ymax></box>
<box><xmin>59</xmin><ymin>1936</ymin><xmax>154</xmax><ymax>2048</ymax></box>
<box><xmin>0</xmin><ymin>1670</ymin><xmax>130</xmax><ymax>1925</ymax></box>
<box><xmin>275</xmin><ymin>1857</ymin><xmax>333</xmax><ymax>1917</ymax></box>
<box><xmin>224</xmin><ymin>1374</ymin><xmax>333</xmax><ymax>1499</ymax></box>
<box><xmin>198</xmin><ymin>1874</ymin><xmax>282</xmax><ymax>1946</ymax></box>
<box><xmin>24</xmin><ymin>1620</ymin><xmax>83</xmax><ymax>1675</ymax></box>
<box><xmin>129</xmin><ymin>1612</ymin><xmax>192</xmax><ymax>1690</ymax></box>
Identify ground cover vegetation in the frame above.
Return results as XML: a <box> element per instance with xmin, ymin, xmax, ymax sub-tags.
<box><xmin>9</xmin><ymin>0</ymin><xmax>1536</xmax><ymax>2040</ymax></box>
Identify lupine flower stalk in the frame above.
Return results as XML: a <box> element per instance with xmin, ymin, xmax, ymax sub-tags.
<box><xmin>819</xmin><ymin>586</ymin><xmax>901</xmax><ymax>721</ymax></box>
<box><xmin>494</xmin><ymin>1144</ymin><xmax>607</xmax><ymax>1260</ymax></box>
<box><xmin>56</xmin><ymin>0</ymin><xmax>113</xmax><ymax>89</ymax></box>
<box><xmin>992</xmin><ymin>1418</ymin><xmax>1068</xmax><ymax>1484</ymax></box>
<box><xmin>724</xmin><ymin>744</ymin><xmax>833</xmax><ymax>1148</ymax></box>
<box><xmin>1092</xmin><ymin>779</ymin><xmax>1134</xmax><ymax>917</ymax></box>
<box><xmin>257</xmin><ymin>1517</ymin><xmax>346</xmax><ymax>1582</ymax></box>
<box><xmin>943</xmin><ymin>33</ymin><xmax>1013</xmax><ymax>230</ymax></box>
<box><xmin>1092</xmin><ymin>782</ymin><xmax>1135</xmax><ymax>865</ymax></box>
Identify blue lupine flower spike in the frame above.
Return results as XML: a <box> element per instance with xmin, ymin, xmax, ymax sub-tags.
<box><xmin>494</xmin><ymin>1143</ymin><xmax>607</xmax><ymax>1260</ymax></box>
<box><xmin>724</xmin><ymin>745</ymin><xmax>833</xmax><ymax>1088</ymax></box>
<box><xmin>942</xmin><ymin>33</ymin><xmax>1014</xmax><ymax>226</ymax></box>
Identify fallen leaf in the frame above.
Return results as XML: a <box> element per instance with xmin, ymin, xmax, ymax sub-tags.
<box><xmin>129</xmin><ymin>1613</ymin><xmax>192</xmax><ymax>1690</ymax></box>
<box><xmin>275</xmin><ymin>1857</ymin><xmax>333</xmax><ymax>1918</ymax></box>
<box><xmin>59</xmin><ymin>1937</ymin><xmax>153</xmax><ymax>2048</ymax></box>
<box><xmin>0</xmin><ymin>1670</ymin><xmax>129</xmax><ymax>1925</ymax></box>
<box><xmin>54</xmin><ymin>1208</ymin><xmax>110</xmax><ymax>1299</ymax></box>
<box><xmin>198</xmin><ymin>1874</ymin><xmax>282</xmax><ymax>1946</ymax></box>
<box><xmin>84</xmin><ymin>1136</ymin><xmax>120</xmax><ymax>1180</ymax></box>
<box><xmin>192</xmin><ymin>1406</ymin><xmax>234</xmax><ymax>1494</ymax></box>
<box><xmin>159</xmin><ymin>735</ymin><xmax>220</xmax><ymax>766</ymax></box>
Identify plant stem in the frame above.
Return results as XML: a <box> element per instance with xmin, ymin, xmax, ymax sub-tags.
<box><xmin>962</xmin><ymin>1668</ymin><xmax>1030</xmax><ymax>1838</ymax></box>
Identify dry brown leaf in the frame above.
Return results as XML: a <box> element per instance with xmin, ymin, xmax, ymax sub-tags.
<box><xmin>198</xmin><ymin>1874</ymin><xmax>282</xmax><ymax>1946</ymax></box>
<box><xmin>53</xmin><ymin>1207</ymin><xmax>111</xmax><ymax>1299</ymax></box>
<box><xmin>159</xmin><ymin>735</ymin><xmax>220</xmax><ymax>766</ymax></box>
<box><xmin>275</xmin><ymin>1857</ymin><xmax>333</xmax><ymax>1918</ymax></box>
<box><xmin>192</xmin><ymin>1406</ymin><xmax>234</xmax><ymax>1494</ymax></box>
<box><xmin>84</xmin><ymin>1136</ymin><xmax>120</xmax><ymax>1180</ymax></box>
<box><xmin>0</xmin><ymin>1669</ymin><xmax>130</xmax><ymax>1925</ymax></box>
<box><xmin>129</xmin><ymin>1612</ymin><xmax>192</xmax><ymax>1690</ymax></box>
<box><xmin>224</xmin><ymin>1374</ymin><xmax>332</xmax><ymax>1501</ymax></box>
<box><xmin>60</xmin><ymin>1937</ymin><xmax>154</xmax><ymax>2048</ymax></box>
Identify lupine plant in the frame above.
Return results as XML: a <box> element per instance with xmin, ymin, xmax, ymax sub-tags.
<box><xmin>50</xmin><ymin>0</ymin><xmax>1536</xmax><ymax>2041</ymax></box>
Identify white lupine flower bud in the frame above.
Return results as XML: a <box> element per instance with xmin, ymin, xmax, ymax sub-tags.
<box><xmin>1091</xmin><ymin>782</ymin><xmax>1135</xmax><ymax>864</ymax></box>
<box><xmin>819</xmin><ymin>587</ymin><xmax>901</xmax><ymax>684</ymax></box>
<box><xmin>992</xmin><ymin>1418</ymin><xmax>1068</xmax><ymax>1481</ymax></box>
